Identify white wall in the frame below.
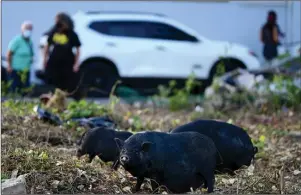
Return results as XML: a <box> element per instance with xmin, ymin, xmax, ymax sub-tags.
<box><xmin>1</xmin><ymin>1</ymin><xmax>300</xmax><ymax>82</ymax></box>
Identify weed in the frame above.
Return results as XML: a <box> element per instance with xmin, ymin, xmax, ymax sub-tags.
<box><xmin>261</xmin><ymin>75</ymin><xmax>301</xmax><ymax>111</ymax></box>
<box><xmin>62</xmin><ymin>100</ymin><xmax>108</xmax><ymax>120</ymax></box>
<box><xmin>1</xmin><ymin>173</ymin><xmax>9</xmax><ymax>182</ymax></box>
<box><xmin>153</xmin><ymin>73</ymin><xmax>202</xmax><ymax>111</ymax></box>
<box><xmin>1</xmin><ymin>69</ymin><xmax>34</xmax><ymax>98</ymax></box>
<box><xmin>252</xmin><ymin>135</ymin><xmax>266</xmax><ymax>159</ymax></box>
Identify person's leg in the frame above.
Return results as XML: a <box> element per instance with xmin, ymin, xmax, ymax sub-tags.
<box><xmin>8</xmin><ymin>70</ymin><xmax>22</xmax><ymax>94</ymax></box>
<box><xmin>58</xmin><ymin>69</ymin><xmax>70</xmax><ymax>92</ymax></box>
<box><xmin>46</xmin><ymin>63</ymin><xmax>65</xmax><ymax>91</ymax></box>
<box><xmin>62</xmin><ymin>59</ymin><xmax>83</xmax><ymax>100</ymax></box>
<box><xmin>25</xmin><ymin>71</ymin><xmax>31</xmax><ymax>88</ymax></box>
<box><xmin>1</xmin><ymin>66</ymin><xmax>8</xmax><ymax>82</ymax></box>
<box><xmin>264</xmin><ymin>58</ymin><xmax>272</xmax><ymax>67</ymax></box>
<box><xmin>69</xmin><ymin>72</ymin><xmax>83</xmax><ymax>101</ymax></box>
<box><xmin>60</xmin><ymin>68</ymin><xmax>80</xmax><ymax>100</ymax></box>
<box><xmin>263</xmin><ymin>44</ymin><xmax>274</xmax><ymax>67</ymax></box>
<box><xmin>21</xmin><ymin>70</ymin><xmax>31</xmax><ymax>96</ymax></box>
<box><xmin>51</xmin><ymin>70</ymin><xmax>65</xmax><ymax>91</ymax></box>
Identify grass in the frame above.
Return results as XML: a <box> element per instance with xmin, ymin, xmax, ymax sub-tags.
<box><xmin>1</xmin><ymin>98</ymin><xmax>301</xmax><ymax>194</ymax></box>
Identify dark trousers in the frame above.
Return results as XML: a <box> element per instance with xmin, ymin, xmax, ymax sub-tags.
<box><xmin>45</xmin><ymin>67</ymin><xmax>83</xmax><ymax>100</ymax></box>
<box><xmin>263</xmin><ymin>44</ymin><xmax>278</xmax><ymax>61</ymax></box>
<box><xmin>7</xmin><ymin>70</ymin><xmax>31</xmax><ymax>94</ymax></box>
<box><xmin>46</xmin><ymin>68</ymin><xmax>78</xmax><ymax>92</ymax></box>
<box><xmin>1</xmin><ymin>66</ymin><xmax>8</xmax><ymax>82</ymax></box>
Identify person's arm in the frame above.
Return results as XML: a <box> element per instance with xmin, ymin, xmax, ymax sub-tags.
<box><xmin>43</xmin><ymin>44</ymin><xmax>49</xmax><ymax>69</ymax></box>
<box><xmin>6</xmin><ymin>50</ymin><xmax>13</xmax><ymax>73</ymax></box>
<box><xmin>29</xmin><ymin>40</ymin><xmax>35</xmax><ymax>64</ymax></box>
<box><xmin>259</xmin><ymin>28</ymin><xmax>264</xmax><ymax>43</ymax></box>
<box><xmin>6</xmin><ymin>37</ymin><xmax>19</xmax><ymax>73</ymax></box>
<box><xmin>276</xmin><ymin>24</ymin><xmax>285</xmax><ymax>38</ymax></box>
<box><xmin>43</xmin><ymin>33</ymin><xmax>53</xmax><ymax>69</ymax></box>
<box><xmin>72</xmin><ymin>32</ymin><xmax>82</xmax><ymax>72</ymax></box>
<box><xmin>74</xmin><ymin>47</ymin><xmax>80</xmax><ymax>67</ymax></box>
<box><xmin>272</xmin><ymin>26</ymin><xmax>279</xmax><ymax>44</ymax></box>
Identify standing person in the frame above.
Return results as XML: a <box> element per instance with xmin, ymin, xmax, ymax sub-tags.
<box><xmin>36</xmin><ymin>14</ymin><xmax>66</xmax><ymax>83</ymax></box>
<box><xmin>260</xmin><ymin>10</ymin><xmax>285</xmax><ymax>65</ymax></box>
<box><xmin>43</xmin><ymin>12</ymin><xmax>82</xmax><ymax>100</ymax></box>
<box><xmin>35</xmin><ymin>24</ymin><xmax>57</xmax><ymax>82</ymax></box>
<box><xmin>6</xmin><ymin>21</ymin><xmax>34</xmax><ymax>94</ymax></box>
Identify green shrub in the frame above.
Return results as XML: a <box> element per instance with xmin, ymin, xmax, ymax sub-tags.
<box><xmin>153</xmin><ymin>73</ymin><xmax>202</xmax><ymax>111</ymax></box>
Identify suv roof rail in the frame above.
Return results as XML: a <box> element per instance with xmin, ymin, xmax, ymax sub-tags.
<box><xmin>85</xmin><ymin>11</ymin><xmax>166</xmax><ymax>17</ymax></box>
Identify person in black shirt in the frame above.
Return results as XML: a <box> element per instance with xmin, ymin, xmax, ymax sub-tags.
<box><xmin>260</xmin><ymin>10</ymin><xmax>285</xmax><ymax>65</ymax></box>
<box><xmin>43</xmin><ymin>12</ymin><xmax>81</xmax><ymax>96</ymax></box>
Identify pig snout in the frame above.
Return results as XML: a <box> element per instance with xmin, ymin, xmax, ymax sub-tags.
<box><xmin>76</xmin><ymin>149</ymin><xmax>83</xmax><ymax>159</ymax></box>
<box><xmin>120</xmin><ymin>155</ymin><xmax>130</xmax><ymax>165</ymax></box>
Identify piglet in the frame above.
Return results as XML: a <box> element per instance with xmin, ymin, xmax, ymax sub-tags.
<box><xmin>171</xmin><ymin>119</ymin><xmax>258</xmax><ymax>174</ymax></box>
<box><xmin>115</xmin><ymin>131</ymin><xmax>217</xmax><ymax>193</ymax></box>
<box><xmin>76</xmin><ymin>126</ymin><xmax>133</xmax><ymax>169</ymax></box>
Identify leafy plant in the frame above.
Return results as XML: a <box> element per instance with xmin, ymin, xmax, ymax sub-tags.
<box><xmin>1</xmin><ymin>69</ymin><xmax>34</xmax><ymax>97</ymax></box>
<box><xmin>108</xmin><ymin>80</ymin><xmax>122</xmax><ymax>112</ymax></box>
<box><xmin>1</xmin><ymin>173</ymin><xmax>9</xmax><ymax>182</ymax></box>
<box><xmin>252</xmin><ymin>135</ymin><xmax>266</xmax><ymax>158</ymax></box>
<box><xmin>2</xmin><ymin>99</ymin><xmax>36</xmax><ymax>116</ymax></box>
<box><xmin>62</xmin><ymin>100</ymin><xmax>108</xmax><ymax>120</ymax></box>
<box><xmin>129</xmin><ymin>115</ymin><xmax>144</xmax><ymax>131</ymax></box>
<box><xmin>1</xmin><ymin>80</ymin><xmax>13</xmax><ymax>96</ymax></box>
<box><xmin>153</xmin><ymin>73</ymin><xmax>202</xmax><ymax>111</ymax></box>
<box><xmin>264</xmin><ymin>75</ymin><xmax>301</xmax><ymax>110</ymax></box>
<box><xmin>276</xmin><ymin>52</ymin><xmax>290</xmax><ymax>60</ymax></box>
<box><xmin>215</xmin><ymin>60</ymin><xmax>226</xmax><ymax>78</ymax></box>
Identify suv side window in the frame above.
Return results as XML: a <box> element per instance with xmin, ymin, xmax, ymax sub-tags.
<box><xmin>89</xmin><ymin>21</ymin><xmax>148</xmax><ymax>38</ymax></box>
<box><xmin>145</xmin><ymin>21</ymin><xmax>198</xmax><ymax>42</ymax></box>
<box><xmin>89</xmin><ymin>20</ymin><xmax>198</xmax><ymax>42</ymax></box>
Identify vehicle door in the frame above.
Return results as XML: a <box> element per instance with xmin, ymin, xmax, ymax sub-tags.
<box><xmin>145</xmin><ymin>21</ymin><xmax>212</xmax><ymax>79</ymax></box>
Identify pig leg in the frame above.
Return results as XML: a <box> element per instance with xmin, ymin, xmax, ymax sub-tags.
<box><xmin>195</xmin><ymin>172</ymin><xmax>207</xmax><ymax>189</ymax></box>
<box><xmin>111</xmin><ymin>159</ymin><xmax>120</xmax><ymax>170</ymax></box>
<box><xmin>150</xmin><ymin>179</ymin><xmax>160</xmax><ymax>193</ymax></box>
<box><xmin>204</xmin><ymin>174</ymin><xmax>215</xmax><ymax>193</ymax></box>
<box><xmin>88</xmin><ymin>154</ymin><xmax>96</xmax><ymax>163</ymax></box>
<box><xmin>203</xmin><ymin>182</ymin><xmax>207</xmax><ymax>189</ymax></box>
<box><xmin>134</xmin><ymin>177</ymin><xmax>144</xmax><ymax>192</ymax></box>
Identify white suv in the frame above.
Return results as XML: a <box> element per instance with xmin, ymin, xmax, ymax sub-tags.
<box><xmin>38</xmin><ymin>11</ymin><xmax>261</xmax><ymax>95</ymax></box>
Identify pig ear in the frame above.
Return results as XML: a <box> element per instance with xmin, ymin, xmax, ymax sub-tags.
<box><xmin>114</xmin><ymin>138</ymin><xmax>124</xmax><ymax>150</ymax></box>
<box><xmin>141</xmin><ymin>142</ymin><xmax>152</xmax><ymax>152</ymax></box>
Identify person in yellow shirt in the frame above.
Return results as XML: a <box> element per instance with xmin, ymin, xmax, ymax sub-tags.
<box><xmin>43</xmin><ymin>12</ymin><xmax>81</xmax><ymax>98</ymax></box>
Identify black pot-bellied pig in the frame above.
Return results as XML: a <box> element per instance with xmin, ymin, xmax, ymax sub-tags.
<box><xmin>115</xmin><ymin>131</ymin><xmax>217</xmax><ymax>193</ymax></box>
<box><xmin>170</xmin><ymin>119</ymin><xmax>258</xmax><ymax>174</ymax></box>
<box><xmin>76</xmin><ymin>126</ymin><xmax>133</xmax><ymax>169</ymax></box>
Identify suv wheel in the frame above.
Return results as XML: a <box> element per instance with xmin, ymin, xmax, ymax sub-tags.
<box><xmin>80</xmin><ymin>61</ymin><xmax>119</xmax><ymax>97</ymax></box>
<box><xmin>208</xmin><ymin>59</ymin><xmax>246</xmax><ymax>85</ymax></box>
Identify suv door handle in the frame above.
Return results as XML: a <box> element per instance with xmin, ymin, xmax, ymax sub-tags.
<box><xmin>193</xmin><ymin>64</ymin><xmax>202</xmax><ymax>69</ymax></box>
<box><xmin>106</xmin><ymin>42</ymin><xmax>116</xmax><ymax>47</ymax></box>
<box><xmin>156</xmin><ymin>46</ymin><xmax>166</xmax><ymax>51</ymax></box>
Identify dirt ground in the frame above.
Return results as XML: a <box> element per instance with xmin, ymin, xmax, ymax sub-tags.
<box><xmin>1</xmin><ymin>100</ymin><xmax>301</xmax><ymax>194</ymax></box>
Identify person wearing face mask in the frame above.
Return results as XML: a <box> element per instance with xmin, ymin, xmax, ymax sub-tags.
<box><xmin>43</xmin><ymin>12</ymin><xmax>82</xmax><ymax>100</ymax></box>
<box><xmin>6</xmin><ymin>21</ymin><xmax>34</xmax><ymax>94</ymax></box>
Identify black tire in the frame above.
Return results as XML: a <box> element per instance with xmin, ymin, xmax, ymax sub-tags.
<box><xmin>79</xmin><ymin>61</ymin><xmax>119</xmax><ymax>98</ymax></box>
<box><xmin>208</xmin><ymin>59</ymin><xmax>246</xmax><ymax>86</ymax></box>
